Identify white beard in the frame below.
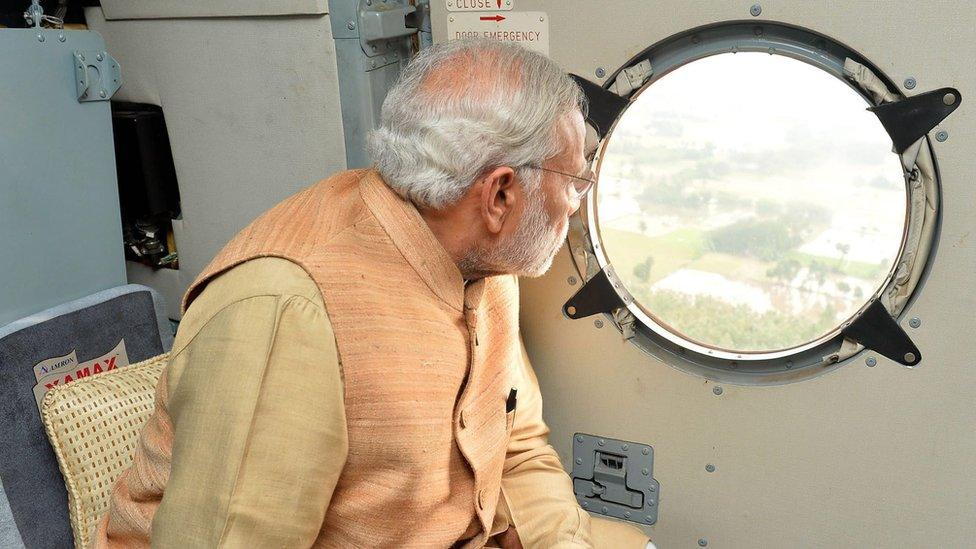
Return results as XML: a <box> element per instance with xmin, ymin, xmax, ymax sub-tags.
<box><xmin>460</xmin><ymin>187</ymin><xmax>567</xmax><ymax>279</ymax></box>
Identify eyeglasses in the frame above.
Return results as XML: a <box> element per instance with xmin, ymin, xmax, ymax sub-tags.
<box><xmin>522</xmin><ymin>164</ymin><xmax>596</xmax><ymax>200</ymax></box>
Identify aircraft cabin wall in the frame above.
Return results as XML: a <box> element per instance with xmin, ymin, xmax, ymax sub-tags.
<box><xmin>3</xmin><ymin>1</ymin><xmax>972</xmax><ymax>547</ymax></box>
<box><xmin>80</xmin><ymin>1</ymin><xmax>352</xmax><ymax>320</ymax></box>
<box><xmin>431</xmin><ymin>1</ymin><xmax>975</xmax><ymax>548</ymax></box>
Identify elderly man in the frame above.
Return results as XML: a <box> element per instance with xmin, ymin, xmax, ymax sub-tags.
<box><xmin>94</xmin><ymin>39</ymin><xmax>651</xmax><ymax>548</ymax></box>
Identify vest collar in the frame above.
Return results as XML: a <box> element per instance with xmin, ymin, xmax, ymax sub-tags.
<box><xmin>360</xmin><ymin>171</ymin><xmax>468</xmax><ymax>312</ymax></box>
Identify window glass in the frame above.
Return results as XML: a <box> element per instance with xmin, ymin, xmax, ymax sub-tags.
<box><xmin>595</xmin><ymin>53</ymin><xmax>906</xmax><ymax>352</ymax></box>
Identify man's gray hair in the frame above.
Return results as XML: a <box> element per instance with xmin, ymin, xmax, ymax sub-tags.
<box><xmin>367</xmin><ymin>39</ymin><xmax>587</xmax><ymax>209</ymax></box>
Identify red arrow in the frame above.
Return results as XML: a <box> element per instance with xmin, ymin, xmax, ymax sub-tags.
<box><xmin>480</xmin><ymin>15</ymin><xmax>505</xmax><ymax>22</ymax></box>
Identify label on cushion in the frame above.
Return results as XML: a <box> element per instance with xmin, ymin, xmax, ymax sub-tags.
<box><xmin>33</xmin><ymin>350</ymin><xmax>79</xmax><ymax>381</ymax></box>
<box><xmin>32</xmin><ymin>339</ymin><xmax>130</xmax><ymax>413</ymax></box>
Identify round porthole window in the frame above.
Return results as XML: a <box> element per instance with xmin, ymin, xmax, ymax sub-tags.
<box><xmin>568</xmin><ymin>23</ymin><xmax>941</xmax><ymax>383</ymax></box>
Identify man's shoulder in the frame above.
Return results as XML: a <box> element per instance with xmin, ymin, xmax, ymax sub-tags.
<box><xmin>208</xmin><ymin>257</ymin><xmax>322</xmax><ymax>305</ymax></box>
<box><xmin>180</xmin><ymin>257</ymin><xmax>324</xmax><ymax>332</ymax></box>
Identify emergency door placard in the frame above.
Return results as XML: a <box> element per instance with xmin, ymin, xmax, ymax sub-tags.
<box><xmin>446</xmin><ymin>0</ymin><xmax>514</xmax><ymax>11</ymax></box>
<box><xmin>447</xmin><ymin>11</ymin><xmax>549</xmax><ymax>55</ymax></box>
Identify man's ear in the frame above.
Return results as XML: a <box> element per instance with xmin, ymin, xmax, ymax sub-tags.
<box><xmin>480</xmin><ymin>166</ymin><xmax>519</xmax><ymax>235</ymax></box>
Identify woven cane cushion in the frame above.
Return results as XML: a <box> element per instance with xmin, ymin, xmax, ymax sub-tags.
<box><xmin>0</xmin><ymin>284</ymin><xmax>171</xmax><ymax>549</ymax></box>
<box><xmin>40</xmin><ymin>353</ymin><xmax>168</xmax><ymax>549</ymax></box>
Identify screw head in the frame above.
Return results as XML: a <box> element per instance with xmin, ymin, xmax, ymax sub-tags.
<box><xmin>642</xmin><ymin>448</ymin><xmax>650</xmax><ymax>455</ymax></box>
<box><xmin>713</xmin><ymin>386</ymin><xmax>723</xmax><ymax>396</ymax></box>
<box><xmin>699</xmin><ymin>539</ymin><xmax>709</xmax><ymax>547</ymax></box>
<box><xmin>750</xmin><ymin>4</ymin><xmax>762</xmax><ymax>16</ymax></box>
<box><xmin>624</xmin><ymin>511</ymin><xmax>632</xmax><ymax>518</ymax></box>
<box><xmin>594</xmin><ymin>319</ymin><xmax>604</xmax><ymax>329</ymax></box>
<box><xmin>649</xmin><ymin>485</ymin><xmax>656</xmax><ymax>492</ymax></box>
<box><xmin>99</xmin><ymin>90</ymin><xmax>107</xmax><ymax>98</ymax></box>
<box><xmin>598</xmin><ymin>439</ymin><xmax>606</xmax><ymax>446</ymax></box>
<box><xmin>621</xmin><ymin>443</ymin><xmax>629</xmax><ymax>451</ymax></box>
<box><xmin>96</xmin><ymin>53</ymin><xmax>104</xmax><ymax>61</ymax></box>
<box><xmin>705</xmin><ymin>463</ymin><xmax>716</xmax><ymax>473</ymax></box>
<box><xmin>582</xmin><ymin>501</ymin><xmax>589</xmax><ymax>508</ymax></box>
<box><xmin>601</xmin><ymin>506</ymin><xmax>608</xmax><ymax>514</ymax></box>
<box><xmin>642</xmin><ymin>467</ymin><xmax>649</xmax><ymax>475</ymax></box>
<box><xmin>595</xmin><ymin>67</ymin><xmax>606</xmax><ymax>78</ymax></box>
<box><xmin>78</xmin><ymin>53</ymin><xmax>85</xmax><ymax>60</ymax></box>
<box><xmin>347</xmin><ymin>21</ymin><xmax>356</xmax><ymax>30</ymax></box>
<box><xmin>936</xmin><ymin>130</ymin><xmax>949</xmax><ymax>142</ymax></box>
<box><xmin>943</xmin><ymin>92</ymin><xmax>957</xmax><ymax>106</ymax></box>
<box><xmin>866</xmin><ymin>356</ymin><xmax>877</xmax><ymax>367</ymax></box>
<box><xmin>575</xmin><ymin>457</ymin><xmax>583</xmax><ymax>465</ymax></box>
<box><xmin>904</xmin><ymin>352</ymin><xmax>917</xmax><ymax>363</ymax></box>
<box><xmin>904</xmin><ymin>77</ymin><xmax>917</xmax><ymax>90</ymax></box>
<box><xmin>36</xmin><ymin>33</ymin><xmax>45</xmax><ymax>42</ymax></box>
<box><xmin>645</xmin><ymin>515</ymin><xmax>653</xmax><ymax>523</ymax></box>
<box><xmin>576</xmin><ymin>435</ymin><xmax>584</xmax><ymax>443</ymax></box>
<box><xmin>58</xmin><ymin>33</ymin><xmax>65</xmax><ymax>42</ymax></box>
<box><xmin>909</xmin><ymin>317</ymin><xmax>921</xmax><ymax>329</ymax></box>
<box><xmin>567</xmin><ymin>276</ymin><xmax>578</xmax><ymax>286</ymax></box>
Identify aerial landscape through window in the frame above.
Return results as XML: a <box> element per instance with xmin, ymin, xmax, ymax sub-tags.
<box><xmin>595</xmin><ymin>52</ymin><xmax>907</xmax><ymax>352</ymax></box>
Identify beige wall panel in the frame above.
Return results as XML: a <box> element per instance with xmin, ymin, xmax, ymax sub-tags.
<box><xmin>86</xmin><ymin>8</ymin><xmax>347</xmax><ymax>318</ymax></box>
<box><xmin>435</xmin><ymin>1</ymin><xmax>976</xmax><ymax>547</ymax></box>
<box><xmin>100</xmin><ymin>0</ymin><xmax>328</xmax><ymax>20</ymax></box>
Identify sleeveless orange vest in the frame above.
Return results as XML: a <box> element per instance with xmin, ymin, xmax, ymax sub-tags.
<box><xmin>182</xmin><ymin>170</ymin><xmax>520</xmax><ymax>547</ymax></box>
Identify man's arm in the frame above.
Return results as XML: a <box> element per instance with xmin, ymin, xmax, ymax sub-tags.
<box><xmin>499</xmin><ymin>341</ymin><xmax>652</xmax><ymax>549</ymax></box>
<box><xmin>497</xmin><ymin>340</ymin><xmax>591</xmax><ymax>548</ymax></box>
<box><xmin>152</xmin><ymin>263</ymin><xmax>347</xmax><ymax>547</ymax></box>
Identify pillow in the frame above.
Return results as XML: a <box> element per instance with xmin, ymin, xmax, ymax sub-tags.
<box><xmin>40</xmin><ymin>353</ymin><xmax>168</xmax><ymax>549</ymax></box>
<box><xmin>0</xmin><ymin>284</ymin><xmax>171</xmax><ymax>548</ymax></box>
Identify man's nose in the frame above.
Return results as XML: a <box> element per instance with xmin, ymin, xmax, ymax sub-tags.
<box><xmin>569</xmin><ymin>196</ymin><xmax>582</xmax><ymax>216</ymax></box>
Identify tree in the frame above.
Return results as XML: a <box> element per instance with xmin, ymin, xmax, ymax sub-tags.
<box><xmin>633</xmin><ymin>256</ymin><xmax>654</xmax><ymax>283</ymax></box>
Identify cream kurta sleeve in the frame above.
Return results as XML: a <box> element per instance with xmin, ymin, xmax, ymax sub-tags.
<box><xmin>499</xmin><ymin>342</ymin><xmax>650</xmax><ymax>549</ymax></box>
<box><xmin>150</xmin><ymin>258</ymin><xmax>347</xmax><ymax>548</ymax></box>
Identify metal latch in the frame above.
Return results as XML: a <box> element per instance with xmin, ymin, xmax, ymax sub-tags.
<box><xmin>73</xmin><ymin>50</ymin><xmax>121</xmax><ymax>102</ymax></box>
<box><xmin>585</xmin><ymin>451</ymin><xmax>644</xmax><ymax>508</ymax></box>
<box><xmin>572</xmin><ymin>433</ymin><xmax>660</xmax><ymax>525</ymax></box>
<box><xmin>359</xmin><ymin>0</ymin><xmax>417</xmax><ymax>57</ymax></box>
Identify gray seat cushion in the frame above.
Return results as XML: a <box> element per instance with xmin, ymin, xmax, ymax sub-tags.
<box><xmin>0</xmin><ymin>284</ymin><xmax>171</xmax><ymax>548</ymax></box>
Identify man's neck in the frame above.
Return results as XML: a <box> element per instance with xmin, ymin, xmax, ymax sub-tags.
<box><xmin>418</xmin><ymin>207</ymin><xmax>475</xmax><ymax>275</ymax></box>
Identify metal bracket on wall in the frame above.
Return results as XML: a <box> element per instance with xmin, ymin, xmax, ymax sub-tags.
<box><xmin>359</xmin><ymin>0</ymin><xmax>418</xmax><ymax>57</ymax></box>
<box><xmin>569</xmin><ymin>74</ymin><xmax>630</xmax><ymax>139</ymax></box>
<box><xmin>329</xmin><ymin>0</ymin><xmax>417</xmax><ymax>168</ymax></box>
<box><xmin>841</xmin><ymin>299</ymin><xmax>921</xmax><ymax>366</ymax></box>
<box><xmin>572</xmin><ymin>433</ymin><xmax>660</xmax><ymax>526</ymax></box>
<box><xmin>563</xmin><ymin>266</ymin><xmax>627</xmax><ymax>319</ymax></box>
<box><xmin>73</xmin><ymin>50</ymin><xmax>121</xmax><ymax>103</ymax></box>
<box><xmin>869</xmin><ymin>87</ymin><xmax>961</xmax><ymax>153</ymax></box>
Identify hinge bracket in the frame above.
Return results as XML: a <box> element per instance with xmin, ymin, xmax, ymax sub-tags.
<box><xmin>73</xmin><ymin>50</ymin><xmax>121</xmax><ymax>103</ymax></box>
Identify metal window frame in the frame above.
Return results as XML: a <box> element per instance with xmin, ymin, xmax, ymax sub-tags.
<box><xmin>565</xmin><ymin>21</ymin><xmax>952</xmax><ymax>384</ymax></box>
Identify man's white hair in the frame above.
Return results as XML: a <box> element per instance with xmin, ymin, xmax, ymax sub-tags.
<box><xmin>367</xmin><ymin>39</ymin><xmax>587</xmax><ymax>209</ymax></box>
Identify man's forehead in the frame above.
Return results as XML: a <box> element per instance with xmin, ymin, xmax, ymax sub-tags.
<box><xmin>584</xmin><ymin>125</ymin><xmax>599</xmax><ymax>158</ymax></box>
